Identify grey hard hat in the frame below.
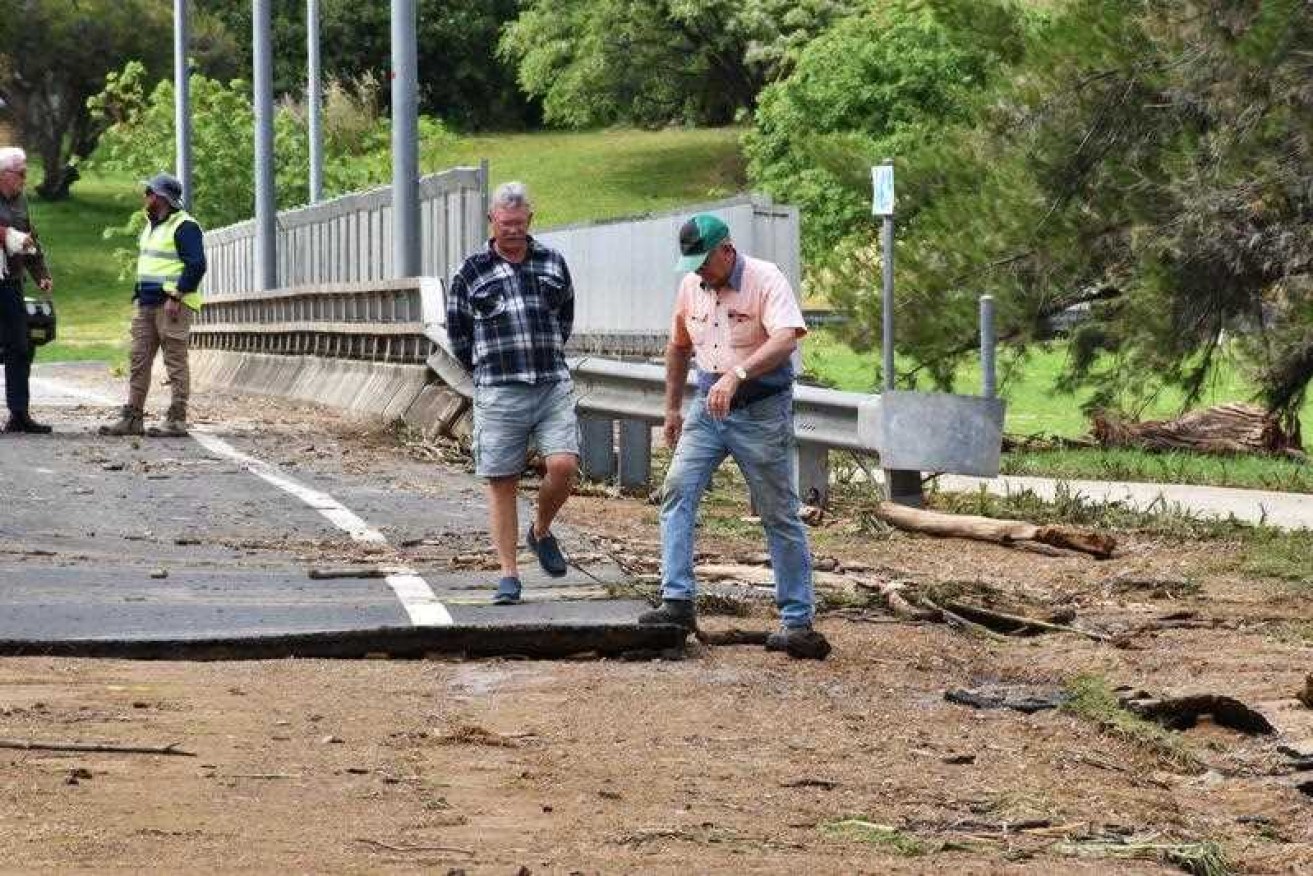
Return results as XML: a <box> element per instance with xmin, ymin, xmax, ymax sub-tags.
<box><xmin>143</xmin><ymin>172</ymin><xmax>184</xmax><ymax>210</ymax></box>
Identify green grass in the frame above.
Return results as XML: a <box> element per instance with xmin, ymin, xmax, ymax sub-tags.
<box><xmin>1061</xmin><ymin>675</ymin><xmax>1201</xmax><ymax>771</ymax></box>
<box><xmin>423</xmin><ymin>127</ymin><xmax>747</xmax><ymax>228</ymax></box>
<box><xmin>27</xmin><ymin>169</ymin><xmax>138</xmax><ymax>366</ymax></box>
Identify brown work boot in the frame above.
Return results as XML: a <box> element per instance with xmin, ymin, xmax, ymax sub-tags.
<box><xmin>99</xmin><ymin>406</ymin><xmax>144</xmax><ymax>436</ymax></box>
<box><xmin>147</xmin><ymin>418</ymin><xmax>188</xmax><ymax>437</ymax></box>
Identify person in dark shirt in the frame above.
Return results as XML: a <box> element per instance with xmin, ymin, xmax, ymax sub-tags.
<box><xmin>100</xmin><ymin>173</ymin><xmax>206</xmax><ymax>437</ymax></box>
<box><xmin>0</xmin><ymin>146</ymin><xmax>55</xmax><ymax>434</ymax></box>
<box><xmin>446</xmin><ymin>181</ymin><xmax>578</xmax><ymax>605</ymax></box>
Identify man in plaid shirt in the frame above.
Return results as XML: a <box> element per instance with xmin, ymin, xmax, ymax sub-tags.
<box><xmin>446</xmin><ymin>181</ymin><xmax>579</xmax><ymax>605</ymax></box>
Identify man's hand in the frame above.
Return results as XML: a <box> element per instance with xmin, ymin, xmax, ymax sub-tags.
<box><xmin>705</xmin><ymin>370</ymin><xmax>742</xmax><ymax>419</ymax></box>
<box><xmin>663</xmin><ymin>409</ymin><xmax>684</xmax><ymax>447</ymax></box>
<box><xmin>164</xmin><ymin>297</ymin><xmax>182</xmax><ymax>320</ymax></box>
<box><xmin>37</xmin><ymin>277</ymin><xmax>52</xmax><ymax>294</ymax></box>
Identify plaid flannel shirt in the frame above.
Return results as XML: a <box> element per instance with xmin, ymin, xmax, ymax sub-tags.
<box><xmin>446</xmin><ymin>236</ymin><xmax>574</xmax><ymax>387</ymax></box>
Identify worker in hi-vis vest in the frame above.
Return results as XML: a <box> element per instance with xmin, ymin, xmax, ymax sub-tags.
<box><xmin>101</xmin><ymin>173</ymin><xmax>207</xmax><ymax>437</ymax></box>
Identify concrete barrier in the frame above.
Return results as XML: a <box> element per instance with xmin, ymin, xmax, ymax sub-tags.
<box><xmin>192</xmin><ymin>350</ymin><xmax>431</xmax><ymax>422</ymax></box>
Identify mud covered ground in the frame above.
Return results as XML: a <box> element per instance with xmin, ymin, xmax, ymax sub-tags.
<box><xmin>1</xmin><ymin>389</ymin><xmax>1310</xmax><ymax>874</ymax></box>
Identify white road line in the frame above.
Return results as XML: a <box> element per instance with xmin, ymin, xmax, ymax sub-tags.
<box><xmin>188</xmin><ymin>428</ymin><xmax>453</xmax><ymax>626</ymax></box>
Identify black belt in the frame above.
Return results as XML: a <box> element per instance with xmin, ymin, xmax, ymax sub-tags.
<box><xmin>701</xmin><ymin>377</ymin><xmax>789</xmax><ymax>409</ymax></box>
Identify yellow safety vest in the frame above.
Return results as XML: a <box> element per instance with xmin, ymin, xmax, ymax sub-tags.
<box><xmin>137</xmin><ymin>210</ymin><xmax>202</xmax><ymax>312</ymax></box>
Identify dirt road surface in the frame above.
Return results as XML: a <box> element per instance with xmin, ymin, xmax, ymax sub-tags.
<box><xmin>2</xmin><ymin>390</ymin><xmax>1310</xmax><ymax>874</ymax></box>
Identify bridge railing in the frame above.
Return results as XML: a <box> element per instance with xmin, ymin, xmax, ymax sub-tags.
<box><xmin>204</xmin><ymin>167</ymin><xmax>487</xmax><ymax>297</ymax></box>
<box><xmin>194</xmin><ymin>279</ymin><xmax>1005</xmax><ymax>504</ymax></box>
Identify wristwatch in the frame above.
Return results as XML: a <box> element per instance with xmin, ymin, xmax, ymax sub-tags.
<box><xmin>732</xmin><ymin>365</ymin><xmax>748</xmax><ymax>380</ymax></box>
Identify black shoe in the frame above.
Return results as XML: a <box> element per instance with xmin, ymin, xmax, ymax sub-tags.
<box><xmin>526</xmin><ymin>523</ymin><xmax>568</xmax><ymax>577</ymax></box>
<box><xmin>764</xmin><ymin>625</ymin><xmax>832</xmax><ymax>660</ymax></box>
<box><xmin>637</xmin><ymin>599</ymin><xmax>697</xmax><ymax>632</ymax></box>
<box><xmin>4</xmin><ymin>413</ymin><xmax>52</xmax><ymax>434</ymax></box>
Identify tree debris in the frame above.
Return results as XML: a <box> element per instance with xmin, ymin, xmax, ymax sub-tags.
<box><xmin>873</xmin><ymin>502</ymin><xmax>1115</xmax><ymax>559</ymax></box>
<box><xmin>0</xmin><ymin>738</ymin><xmax>195</xmax><ymax>756</ymax></box>
<box><xmin>1092</xmin><ymin>402</ymin><xmax>1304</xmax><ymax>458</ymax></box>
<box><xmin>1118</xmin><ymin>692</ymin><xmax>1276</xmax><ymax>736</ymax></box>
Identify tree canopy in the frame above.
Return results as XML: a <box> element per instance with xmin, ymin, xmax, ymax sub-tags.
<box><xmin>501</xmin><ymin>0</ymin><xmax>862</xmax><ymax>127</ymax></box>
<box><xmin>747</xmin><ymin>0</ymin><xmax>1313</xmax><ymax>427</ymax></box>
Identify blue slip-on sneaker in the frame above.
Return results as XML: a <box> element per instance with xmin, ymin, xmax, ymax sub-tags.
<box><xmin>526</xmin><ymin>523</ymin><xmax>568</xmax><ymax>578</ymax></box>
<box><xmin>492</xmin><ymin>576</ymin><xmax>522</xmax><ymax>606</ymax></box>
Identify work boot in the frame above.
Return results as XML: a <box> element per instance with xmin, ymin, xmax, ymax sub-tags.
<box><xmin>4</xmin><ymin>412</ymin><xmax>52</xmax><ymax>434</ymax></box>
<box><xmin>147</xmin><ymin>417</ymin><xmax>189</xmax><ymax>437</ymax></box>
<box><xmin>764</xmin><ymin>625</ymin><xmax>832</xmax><ymax>660</ymax></box>
<box><xmin>99</xmin><ymin>406</ymin><xmax>144</xmax><ymax>436</ymax></box>
<box><xmin>637</xmin><ymin>599</ymin><xmax>697</xmax><ymax>632</ymax></box>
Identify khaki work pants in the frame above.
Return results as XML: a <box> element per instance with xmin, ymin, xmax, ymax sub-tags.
<box><xmin>127</xmin><ymin>303</ymin><xmax>192</xmax><ymax>419</ymax></box>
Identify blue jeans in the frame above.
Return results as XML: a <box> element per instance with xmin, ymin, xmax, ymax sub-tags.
<box><xmin>660</xmin><ymin>391</ymin><xmax>815</xmax><ymax>628</ymax></box>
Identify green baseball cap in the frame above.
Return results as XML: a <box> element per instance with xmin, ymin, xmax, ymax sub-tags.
<box><xmin>674</xmin><ymin>214</ymin><xmax>729</xmax><ymax>272</ymax></box>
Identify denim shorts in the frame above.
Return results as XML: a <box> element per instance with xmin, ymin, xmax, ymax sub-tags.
<box><xmin>472</xmin><ymin>378</ymin><xmax>579</xmax><ymax>478</ymax></box>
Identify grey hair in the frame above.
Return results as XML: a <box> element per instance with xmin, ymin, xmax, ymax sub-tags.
<box><xmin>0</xmin><ymin>147</ymin><xmax>25</xmax><ymax>173</ymax></box>
<box><xmin>490</xmin><ymin>181</ymin><xmax>532</xmax><ymax>213</ymax></box>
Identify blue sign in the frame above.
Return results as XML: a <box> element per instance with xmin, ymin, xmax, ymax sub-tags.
<box><xmin>871</xmin><ymin>164</ymin><xmax>895</xmax><ymax>216</ymax></box>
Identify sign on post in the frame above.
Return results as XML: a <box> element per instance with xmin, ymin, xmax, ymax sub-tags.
<box><xmin>871</xmin><ymin>164</ymin><xmax>895</xmax><ymax>216</ymax></box>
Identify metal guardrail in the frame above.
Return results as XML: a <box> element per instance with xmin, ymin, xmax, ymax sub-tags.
<box><xmin>569</xmin><ymin>357</ymin><xmax>876</xmax><ymax>452</ymax></box>
<box><xmin>192</xmin><ymin>279</ymin><xmax>1004</xmax><ymax>500</ymax></box>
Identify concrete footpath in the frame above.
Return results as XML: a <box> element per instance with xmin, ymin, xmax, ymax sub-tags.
<box><xmin>939</xmin><ymin>474</ymin><xmax>1313</xmax><ymax>531</ymax></box>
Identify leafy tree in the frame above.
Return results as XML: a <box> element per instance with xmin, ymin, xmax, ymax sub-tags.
<box><xmin>744</xmin><ymin>0</ymin><xmax>1024</xmax><ymax>265</ymax></box>
<box><xmin>0</xmin><ymin>0</ymin><xmax>170</xmax><ymax>199</ymax></box>
<box><xmin>201</xmin><ymin>0</ymin><xmax>535</xmax><ymax>130</ymax></box>
<box><xmin>500</xmin><ymin>0</ymin><xmax>862</xmax><ymax>128</ymax></box>
<box><xmin>87</xmin><ymin>62</ymin><xmax>453</xmax><ymax>230</ymax></box>
<box><xmin>752</xmin><ymin>0</ymin><xmax>1313</xmax><ymax>430</ymax></box>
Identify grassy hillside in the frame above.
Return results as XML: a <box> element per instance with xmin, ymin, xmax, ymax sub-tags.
<box><xmin>424</xmin><ymin>127</ymin><xmax>747</xmax><ymax>227</ymax></box>
<box><xmin>27</xmin><ymin>170</ymin><xmax>138</xmax><ymax>364</ymax></box>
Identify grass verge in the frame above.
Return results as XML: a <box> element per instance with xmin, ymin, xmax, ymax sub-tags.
<box><xmin>1061</xmin><ymin>675</ymin><xmax>1201</xmax><ymax>772</ymax></box>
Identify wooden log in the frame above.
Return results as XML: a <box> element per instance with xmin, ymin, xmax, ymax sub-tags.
<box><xmin>873</xmin><ymin>502</ymin><xmax>1115</xmax><ymax>559</ymax></box>
<box><xmin>1091</xmin><ymin>402</ymin><xmax>1304</xmax><ymax>457</ymax></box>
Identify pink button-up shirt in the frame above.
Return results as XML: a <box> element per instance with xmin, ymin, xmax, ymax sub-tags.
<box><xmin>670</xmin><ymin>255</ymin><xmax>807</xmax><ymax>374</ymax></box>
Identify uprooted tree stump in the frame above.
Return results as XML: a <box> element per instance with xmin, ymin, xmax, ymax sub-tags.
<box><xmin>873</xmin><ymin>502</ymin><xmax>1116</xmax><ymax>559</ymax></box>
<box><xmin>1091</xmin><ymin>402</ymin><xmax>1305</xmax><ymax>458</ymax></box>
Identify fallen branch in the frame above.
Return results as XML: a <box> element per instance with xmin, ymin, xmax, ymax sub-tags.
<box><xmin>308</xmin><ymin>567</ymin><xmax>386</xmax><ymax>580</ymax></box>
<box><xmin>874</xmin><ymin>502</ymin><xmax>1115</xmax><ymax>559</ymax></box>
<box><xmin>917</xmin><ymin>598</ymin><xmax>1009</xmax><ymax>642</ymax></box>
<box><xmin>853</xmin><ymin>579</ymin><xmax>938</xmax><ymax>621</ymax></box>
<box><xmin>944</xmin><ymin>600</ymin><xmax>1109</xmax><ymax>642</ymax></box>
<box><xmin>696</xmin><ymin>628</ymin><xmax>770</xmax><ymax>646</ymax></box>
<box><xmin>0</xmin><ymin>738</ymin><xmax>195</xmax><ymax>756</ymax></box>
<box><xmin>356</xmin><ymin>838</ymin><xmax>474</xmax><ymax>856</ymax></box>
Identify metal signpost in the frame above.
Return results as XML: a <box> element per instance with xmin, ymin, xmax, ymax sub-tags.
<box><xmin>872</xmin><ymin>161</ymin><xmax>924</xmax><ymax>506</ymax></box>
<box><xmin>253</xmin><ymin>0</ymin><xmax>277</xmax><ymax>291</ymax></box>
<box><xmin>390</xmin><ymin>0</ymin><xmax>420</xmax><ymax>278</ymax></box>
<box><xmin>173</xmin><ymin>0</ymin><xmax>191</xmax><ymax>210</ymax></box>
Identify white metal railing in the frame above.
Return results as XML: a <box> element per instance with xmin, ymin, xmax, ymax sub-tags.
<box><xmin>205</xmin><ymin>167</ymin><xmax>487</xmax><ymax>296</ymax></box>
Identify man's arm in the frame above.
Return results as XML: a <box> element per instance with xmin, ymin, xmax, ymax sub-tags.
<box><xmin>174</xmin><ymin>221</ymin><xmax>206</xmax><ymax>293</ymax></box>
<box><xmin>557</xmin><ymin>258</ymin><xmax>574</xmax><ymax>345</ymax></box>
<box><xmin>445</xmin><ymin>272</ymin><xmax>476</xmax><ymax>373</ymax></box>
<box><xmin>663</xmin><ymin>339</ymin><xmax>693</xmax><ymax>447</ymax></box>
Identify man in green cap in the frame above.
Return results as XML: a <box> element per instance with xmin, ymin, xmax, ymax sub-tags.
<box><xmin>638</xmin><ymin>213</ymin><xmax>830</xmax><ymax>660</ymax></box>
